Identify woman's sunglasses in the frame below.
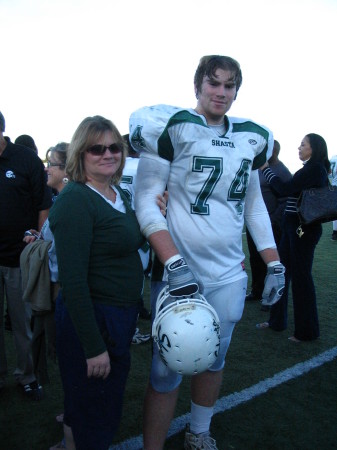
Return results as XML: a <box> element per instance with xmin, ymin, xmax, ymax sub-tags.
<box><xmin>86</xmin><ymin>143</ymin><xmax>123</xmax><ymax>156</ymax></box>
<box><xmin>46</xmin><ymin>161</ymin><xmax>65</xmax><ymax>168</ymax></box>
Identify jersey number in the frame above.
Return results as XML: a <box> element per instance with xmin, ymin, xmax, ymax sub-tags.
<box><xmin>190</xmin><ymin>157</ymin><xmax>250</xmax><ymax>215</ymax></box>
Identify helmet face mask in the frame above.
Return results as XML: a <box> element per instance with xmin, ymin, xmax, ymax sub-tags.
<box><xmin>152</xmin><ymin>286</ymin><xmax>221</xmax><ymax>376</ymax></box>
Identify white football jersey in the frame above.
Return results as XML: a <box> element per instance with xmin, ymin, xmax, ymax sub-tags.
<box><xmin>120</xmin><ymin>157</ymin><xmax>139</xmax><ymax>209</ymax></box>
<box><xmin>130</xmin><ymin>105</ymin><xmax>274</xmax><ymax>286</ymax></box>
<box><xmin>120</xmin><ymin>157</ymin><xmax>150</xmax><ymax>270</ymax></box>
<box><xmin>329</xmin><ymin>155</ymin><xmax>337</xmax><ymax>186</ymax></box>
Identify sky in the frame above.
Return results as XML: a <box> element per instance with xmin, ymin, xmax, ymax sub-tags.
<box><xmin>1</xmin><ymin>0</ymin><xmax>336</xmax><ymax>172</ymax></box>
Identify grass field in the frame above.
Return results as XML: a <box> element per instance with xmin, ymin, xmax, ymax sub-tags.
<box><xmin>1</xmin><ymin>223</ymin><xmax>336</xmax><ymax>450</ymax></box>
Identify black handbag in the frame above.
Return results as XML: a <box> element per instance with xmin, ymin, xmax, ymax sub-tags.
<box><xmin>297</xmin><ymin>183</ymin><xmax>337</xmax><ymax>227</ymax></box>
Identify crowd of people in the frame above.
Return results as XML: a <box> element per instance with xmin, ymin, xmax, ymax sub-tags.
<box><xmin>0</xmin><ymin>54</ymin><xmax>334</xmax><ymax>450</ymax></box>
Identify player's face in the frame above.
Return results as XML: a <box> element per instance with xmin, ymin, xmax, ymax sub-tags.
<box><xmin>298</xmin><ymin>136</ymin><xmax>312</xmax><ymax>162</ymax></box>
<box><xmin>84</xmin><ymin>130</ymin><xmax>122</xmax><ymax>183</ymax></box>
<box><xmin>195</xmin><ymin>69</ymin><xmax>237</xmax><ymax>125</ymax></box>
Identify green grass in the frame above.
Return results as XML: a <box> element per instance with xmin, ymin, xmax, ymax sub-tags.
<box><xmin>1</xmin><ymin>223</ymin><xmax>336</xmax><ymax>450</ymax></box>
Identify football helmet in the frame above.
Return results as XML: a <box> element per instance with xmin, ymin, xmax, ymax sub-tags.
<box><xmin>152</xmin><ymin>286</ymin><xmax>221</xmax><ymax>376</ymax></box>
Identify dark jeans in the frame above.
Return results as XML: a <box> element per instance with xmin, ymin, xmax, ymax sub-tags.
<box><xmin>55</xmin><ymin>292</ymin><xmax>139</xmax><ymax>450</ymax></box>
<box><xmin>246</xmin><ymin>223</ymin><xmax>282</xmax><ymax>298</ymax></box>
<box><xmin>269</xmin><ymin>214</ymin><xmax>322</xmax><ymax>340</ymax></box>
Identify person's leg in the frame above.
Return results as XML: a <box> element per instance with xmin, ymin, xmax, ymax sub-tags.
<box><xmin>56</xmin><ymin>294</ymin><xmax>139</xmax><ymax>450</ymax></box>
<box><xmin>332</xmin><ymin>220</ymin><xmax>337</xmax><ymax>240</ymax></box>
<box><xmin>32</xmin><ymin>314</ymin><xmax>50</xmax><ymax>385</ymax></box>
<box><xmin>63</xmin><ymin>424</ymin><xmax>76</xmax><ymax>450</ymax></box>
<box><xmin>268</xmin><ymin>220</ymin><xmax>291</xmax><ymax>331</ymax></box>
<box><xmin>143</xmin><ymin>384</ymin><xmax>180</xmax><ymax>450</ymax></box>
<box><xmin>190</xmin><ymin>369</ymin><xmax>223</xmax><ymax>434</ymax></box>
<box><xmin>188</xmin><ymin>279</ymin><xmax>246</xmax><ymax>433</ymax></box>
<box><xmin>290</xmin><ymin>223</ymin><xmax>322</xmax><ymax>340</ymax></box>
<box><xmin>4</xmin><ymin>267</ymin><xmax>36</xmax><ymax>385</ymax></box>
<box><xmin>143</xmin><ymin>280</ymin><xmax>182</xmax><ymax>450</ymax></box>
<box><xmin>0</xmin><ymin>268</ymin><xmax>7</xmax><ymax>388</ymax></box>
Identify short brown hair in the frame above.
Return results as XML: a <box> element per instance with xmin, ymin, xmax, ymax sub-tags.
<box><xmin>194</xmin><ymin>55</ymin><xmax>242</xmax><ymax>97</ymax></box>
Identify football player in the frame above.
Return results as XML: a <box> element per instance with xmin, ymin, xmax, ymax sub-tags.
<box><xmin>130</xmin><ymin>55</ymin><xmax>285</xmax><ymax>450</ymax></box>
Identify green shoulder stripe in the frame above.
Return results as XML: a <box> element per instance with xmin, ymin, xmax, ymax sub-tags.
<box><xmin>232</xmin><ymin>121</ymin><xmax>270</xmax><ymax>170</ymax></box>
<box><xmin>232</xmin><ymin>121</ymin><xmax>270</xmax><ymax>140</ymax></box>
<box><xmin>158</xmin><ymin>110</ymin><xmax>206</xmax><ymax>161</ymax></box>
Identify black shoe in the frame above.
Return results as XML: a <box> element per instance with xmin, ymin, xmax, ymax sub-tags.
<box><xmin>139</xmin><ymin>306</ymin><xmax>151</xmax><ymax>320</ymax></box>
<box><xmin>331</xmin><ymin>232</ymin><xmax>337</xmax><ymax>241</ymax></box>
<box><xmin>245</xmin><ymin>293</ymin><xmax>261</xmax><ymax>302</ymax></box>
<box><xmin>20</xmin><ymin>381</ymin><xmax>43</xmax><ymax>401</ymax></box>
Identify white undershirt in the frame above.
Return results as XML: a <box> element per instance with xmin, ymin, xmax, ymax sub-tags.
<box><xmin>209</xmin><ymin>123</ymin><xmax>226</xmax><ymax>136</ymax></box>
<box><xmin>86</xmin><ymin>183</ymin><xmax>126</xmax><ymax>213</ymax></box>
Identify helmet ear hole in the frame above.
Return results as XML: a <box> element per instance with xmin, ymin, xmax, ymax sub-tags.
<box><xmin>152</xmin><ymin>286</ymin><xmax>221</xmax><ymax>376</ymax></box>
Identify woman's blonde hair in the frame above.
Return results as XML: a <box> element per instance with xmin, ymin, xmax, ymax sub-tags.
<box><xmin>66</xmin><ymin>115</ymin><xmax>126</xmax><ymax>184</ymax></box>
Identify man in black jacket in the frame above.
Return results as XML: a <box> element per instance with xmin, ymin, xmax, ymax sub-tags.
<box><xmin>0</xmin><ymin>111</ymin><xmax>52</xmax><ymax>399</ymax></box>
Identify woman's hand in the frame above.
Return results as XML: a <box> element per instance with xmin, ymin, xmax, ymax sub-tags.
<box><xmin>86</xmin><ymin>351</ymin><xmax>111</xmax><ymax>379</ymax></box>
<box><xmin>156</xmin><ymin>190</ymin><xmax>168</xmax><ymax>217</ymax></box>
<box><xmin>23</xmin><ymin>229</ymin><xmax>40</xmax><ymax>243</ymax></box>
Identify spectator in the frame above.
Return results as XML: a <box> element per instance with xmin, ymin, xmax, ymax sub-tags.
<box><xmin>257</xmin><ymin>133</ymin><xmax>330</xmax><ymax>341</ymax></box>
<box><xmin>15</xmin><ymin>134</ymin><xmax>38</xmax><ymax>154</ymax></box>
<box><xmin>21</xmin><ymin>143</ymin><xmax>69</xmax><ymax>385</ymax></box>
<box><xmin>0</xmin><ymin>110</ymin><xmax>52</xmax><ymax>399</ymax></box>
<box><xmin>48</xmin><ymin>116</ymin><xmax>146</xmax><ymax>450</ymax></box>
<box><xmin>245</xmin><ymin>140</ymin><xmax>292</xmax><ymax>310</ymax></box>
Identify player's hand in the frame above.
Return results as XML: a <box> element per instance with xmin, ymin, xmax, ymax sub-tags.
<box><xmin>165</xmin><ymin>255</ymin><xmax>199</xmax><ymax>297</ymax></box>
<box><xmin>86</xmin><ymin>351</ymin><xmax>111</xmax><ymax>379</ymax></box>
<box><xmin>262</xmin><ymin>262</ymin><xmax>285</xmax><ymax>306</ymax></box>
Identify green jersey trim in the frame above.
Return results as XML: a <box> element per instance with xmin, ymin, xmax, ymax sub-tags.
<box><xmin>158</xmin><ymin>110</ymin><xmax>207</xmax><ymax>161</ymax></box>
<box><xmin>232</xmin><ymin>121</ymin><xmax>270</xmax><ymax>170</ymax></box>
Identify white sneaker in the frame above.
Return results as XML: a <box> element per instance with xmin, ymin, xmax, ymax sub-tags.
<box><xmin>184</xmin><ymin>425</ymin><xmax>218</xmax><ymax>449</ymax></box>
<box><xmin>132</xmin><ymin>328</ymin><xmax>151</xmax><ymax>345</ymax></box>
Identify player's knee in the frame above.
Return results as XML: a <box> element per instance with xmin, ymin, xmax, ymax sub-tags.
<box><xmin>208</xmin><ymin>335</ymin><xmax>231</xmax><ymax>371</ymax></box>
<box><xmin>150</xmin><ymin>351</ymin><xmax>182</xmax><ymax>392</ymax></box>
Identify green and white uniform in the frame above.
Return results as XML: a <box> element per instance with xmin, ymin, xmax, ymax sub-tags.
<box><xmin>130</xmin><ymin>105</ymin><xmax>276</xmax><ymax>288</ymax></box>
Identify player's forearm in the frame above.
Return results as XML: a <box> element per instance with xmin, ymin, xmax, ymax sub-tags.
<box><xmin>259</xmin><ymin>247</ymin><xmax>280</xmax><ymax>265</ymax></box>
<box><xmin>148</xmin><ymin>230</ymin><xmax>180</xmax><ymax>265</ymax></box>
<box><xmin>135</xmin><ymin>155</ymin><xmax>170</xmax><ymax>238</ymax></box>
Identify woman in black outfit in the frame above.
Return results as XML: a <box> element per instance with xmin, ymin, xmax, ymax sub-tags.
<box><xmin>257</xmin><ymin>134</ymin><xmax>330</xmax><ymax>341</ymax></box>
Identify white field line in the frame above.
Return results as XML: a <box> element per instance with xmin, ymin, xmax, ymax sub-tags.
<box><xmin>110</xmin><ymin>346</ymin><xmax>337</xmax><ymax>450</ymax></box>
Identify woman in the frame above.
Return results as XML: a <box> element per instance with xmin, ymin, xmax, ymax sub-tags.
<box><xmin>257</xmin><ymin>134</ymin><xmax>330</xmax><ymax>342</ymax></box>
<box><xmin>48</xmin><ymin>116</ymin><xmax>145</xmax><ymax>450</ymax></box>
<box><xmin>23</xmin><ymin>143</ymin><xmax>69</xmax><ymax>385</ymax></box>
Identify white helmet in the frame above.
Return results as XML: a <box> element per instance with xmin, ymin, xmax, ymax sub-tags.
<box><xmin>152</xmin><ymin>286</ymin><xmax>221</xmax><ymax>376</ymax></box>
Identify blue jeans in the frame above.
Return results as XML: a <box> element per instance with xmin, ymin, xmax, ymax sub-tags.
<box><xmin>55</xmin><ymin>292</ymin><xmax>139</xmax><ymax>450</ymax></box>
<box><xmin>269</xmin><ymin>214</ymin><xmax>322</xmax><ymax>340</ymax></box>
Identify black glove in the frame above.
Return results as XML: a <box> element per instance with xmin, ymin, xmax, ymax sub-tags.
<box><xmin>262</xmin><ymin>262</ymin><xmax>285</xmax><ymax>306</ymax></box>
<box><xmin>165</xmin><ymin>256</ymin><xmax>199</xmax><ymax>297</ymax></box>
